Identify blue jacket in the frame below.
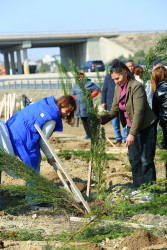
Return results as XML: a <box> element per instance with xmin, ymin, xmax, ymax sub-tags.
<box><xmin>6</xmin><ymin>96</ymin><xmax>63</xmax><ymax>170</ymax></box>
<box><xmin>72</xmin><ymin>79</ymin><xmax>100</xmax><ymax>117</ymax></box>
<box><xmin>101</xmin><ymin>74</ymin><xmax>116</xmax><ymax>110</ymax></box>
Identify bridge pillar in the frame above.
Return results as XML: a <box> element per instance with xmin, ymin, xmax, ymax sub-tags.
<box><xmin>85</xmin><ymin>38</ymin><xmax>101</xmax><ymax>61</ymax></box>
<box><xmin>60</xmin><ymin>43</ymin><xmax>87</xmax><ymax>70</ymax></box>
<box><xmin>10</xmin><ymin>51</ymin><xmax>16</xmax><ymax>74</ymax></box>
<box><xmin>23</xmin><ymin>49</ymin><xmax>29</xmax><ymax>74</ymax></box>
<box><xmin>16</xmin><ymin>50</ymin><xmax>23</xmax><ymax>74</ymax></box>
<box><xmin>60</xmin><ymin>38</ymin><xmax>101</xmax><ymax>70</ymax></box>
<box><xmin>4</xmin><ymin>52</ymin><xmax>10</xmax><ymax>75</ymax></box>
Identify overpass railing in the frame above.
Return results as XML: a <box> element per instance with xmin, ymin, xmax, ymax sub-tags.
<box><xmin>0</xmin><ymin>75</ymin><xmax>105</xmax><ymax>90</ymax></box>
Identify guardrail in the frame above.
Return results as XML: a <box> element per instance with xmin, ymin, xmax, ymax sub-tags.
<box><xmin>0</xmin><ymin>75</ymin><xmax>105</xmax><ymax>90</ymax></box>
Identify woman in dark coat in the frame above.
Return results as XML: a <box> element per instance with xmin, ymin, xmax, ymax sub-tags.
<box><xmin>151</xmin><ymin>66</ymin><xmax>167</xmax><ymax>186</ymax></box>
<box><xmin>100</xmin><ymin>59</ymin><xmax>157</xmax><ymax>201</ymax></box>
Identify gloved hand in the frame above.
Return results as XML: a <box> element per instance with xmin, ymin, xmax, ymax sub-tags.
<box><xmin>99</xmin><ymin>116</ymin><xmax>106</xmax><ymax>125</ymax></box>
<box><xmin>47</xmin><ymin>157</ymin><xmax>56</xmax><ymax>165</ymax></box>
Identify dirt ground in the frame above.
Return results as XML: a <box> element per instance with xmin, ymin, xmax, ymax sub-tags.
<box><xmin>0</xmin><ymin>119</ymin><xmax>167</xmax><ymax>249</ymax></box>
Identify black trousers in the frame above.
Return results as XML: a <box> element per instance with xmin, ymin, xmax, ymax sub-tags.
<box><xmin>161</xmin><ymin>122</ymin><xmax>167</xmax><ymax>182</ymax></box>
<box><xmin>81</xmin><ymin>117</ymin><xmax>92</xmax><ymax>138</ymax></box>
<box><xmin>127</xmin><ymin>123</ymin><xmax>157</xmax><ymax>190</ymax></box>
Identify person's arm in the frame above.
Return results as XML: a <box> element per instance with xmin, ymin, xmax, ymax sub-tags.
<box><xmin>39</xmin><ymin>120</ymin><xmax>56</xmax><ymax>165</ymax></box>
<box><xmin>91</xmin><ymin>90</ymin><xmax>100</xmax><ymax>98</ymax></box>
<box><xmin>128</xmin><ymin>84</ymin><xmax>146</xmax><ymax>136</ymax></box>
<box><xmin>152</xmin><ymin>93</ymin><xmax>159</xmax><ymax>120</ymax></box>
<box><xmin>72</xmin><ymin>84</ymin><xmax>77</xmax><ymax>100</ymax></box>
<box><xmin>101</xmin><ymin>75</ymin><xmax>109</xmax><ymax>107</ymax></box>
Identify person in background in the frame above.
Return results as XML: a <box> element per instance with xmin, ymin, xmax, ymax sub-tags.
<box><xmin>151</xmin><ymin>66</ymin><xmax>167</xmax><ymax>186</ymax></box>
<box><xmin>145</xmin><ymin>63</ymin><xmax>164</xmax><ymax>109</ymax></box>
<box><xmin>73</xmin><ymin>71</ymin><xmax>100</xmax><ymax>139</ymax></box>
<box><xmin>2</xmin><ymin>95</ymin><xmax>76</xmax><ymax>209</ymax></box>
<box><xmin>100</xmin><ymin>59</ymin><xmax>157</xmax><ymax>202</ymax></box>
<box><xmin>154</xmin><ymin>63</ymin><xmax>164</xmax><ymax>69</ymax></box>
<box><xmin>101</xmin><ymin>72</ymin><xmax>127</xmax><ymax>145</ymax></box>
<box><xmin>133</xmin><ymin>65</ymin><xmax>143</xmax><ymax>83</ymax></box>
<box><xmin>125</xmin><ymin>60</ymin><xmax>135</xmax><ymax>73</ymax></box>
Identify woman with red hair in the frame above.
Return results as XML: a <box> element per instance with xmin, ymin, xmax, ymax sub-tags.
<box><xmin>151</xmin><ymin>66</ymin><xmax>167</xmax><ymax>188</ymax></box>
<box><xmin>151</xmin><ymin>66</ymin><xmax>167</xmax><ymax>149</ymax></box>
<box><xmin>133</xmin><ymin>66</ymin><xmax>143</xmax><ymax>83</ymax></box>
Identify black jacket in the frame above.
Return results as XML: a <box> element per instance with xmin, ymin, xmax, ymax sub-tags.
<box><xmin>152</xmin><ymin>79</ymin><xmax>167</xmax><ymax>124</ymax></box>
<box><xmin>101</xmin><ymin>74</ymin><xmax>116</xmax><ymax>110</ymax></box>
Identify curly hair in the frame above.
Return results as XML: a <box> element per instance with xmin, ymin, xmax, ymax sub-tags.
<box><xmin>151</xmin><ymin>66</ymin><xmax>167</xmax><ymax>93</ymax></box>
<box><xmin>56</xmin><ymin>95</ymin><xmax>77</xmax><ymax>125</ymax></box>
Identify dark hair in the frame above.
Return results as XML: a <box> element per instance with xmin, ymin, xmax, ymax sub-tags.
<box><xmin>57</xmin><ymin>95</ymin><xmax>77</xmax><ymax>125</ymax></box>
<box><xmin>151</xmin><ymin>66</ymin><xmax>167</xmax><ymax>93</ymax></box>
<box><xmin>109</xmin><ymin>59</ymin><xmax>134</xmax><ymax>80</ymax></box>
<box><xmin>133</xmin><ymin>65</ymin><xmax>143</xmax><ymax>79</ymax></box>
<box><xmin>126</xmin><ymin>59</ymin><xmax>134</xmax><ymax>64</ymax></box>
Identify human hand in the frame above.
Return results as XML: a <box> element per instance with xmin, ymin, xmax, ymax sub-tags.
<box><xmin>47</xmin><ymin>157</ymin><xmax>56</xmax><ymax>165</ymax></box>
<box><xmin>101</xmin><ymin>103</ymin><xmax>106</xmax><ymax>109</ymax></box>
<box><xmin>125</xmin><ymin>134</ymin><xmax>135</xmax><ymax>147</ymax></box>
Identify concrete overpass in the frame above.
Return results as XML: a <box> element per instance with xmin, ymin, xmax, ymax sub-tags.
<box><xmin>0</xmin><ymin>30</ymin><xmax>136</xmax><ymax>74</ymax></box>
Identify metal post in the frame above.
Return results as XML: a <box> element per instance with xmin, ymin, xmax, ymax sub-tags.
<box><xmin>4</xmin><ymin>52</ymin><xmax>10</xmax><ymax>75</ymax></box>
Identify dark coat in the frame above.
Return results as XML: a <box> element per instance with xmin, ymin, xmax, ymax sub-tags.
<box><xmin>72</xmin><ymin>79</ymin><xmax>100</xmax><ymax>117</ymax></box>
<box><xmin>101</xmin><ymin>74</ymin><xmax>116</xmax><ymax>110</ymax></box>
<box><xmin>152</xmin><ymin>80</ymin><xmax>167</xmax><ymax>125</ymax></box>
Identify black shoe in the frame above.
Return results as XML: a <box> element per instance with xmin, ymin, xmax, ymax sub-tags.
<box><xmin>83</xmin><ymin>135</ymin><xmax>90</xmax><ymax>139</ymax></box>
<box><xmin>114</xmin><ymin>140</ymin><xmax>122</xmax><ymax>146</ymax></box>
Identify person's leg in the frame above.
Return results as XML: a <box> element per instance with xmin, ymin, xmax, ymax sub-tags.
<box><xmin>112</xmin><ymin>116</ymin><xmax>122</xmax><ymax>142</ymax></box>
<box><xmin>123</xmin><ymin>126</ymin><xmax>127</xmax><ymax>143</ymax></box>
<box><xmin>140</xmin><ymin>123</ymin><xmax>157</xmax><ymax>187</ymax></box>
<box><xmin>0</xmin><ymin>120</ymin><xmax>17</xmax><ymax>210</ymax></box>
<box><xmin>0</xmin><ymin>120</ymin><xmax>15</xmax><ymax>156</ymax></box>
<box><xmin>81</xmin><ymin>117</ymin><xmax>91</xmax><ymax>138</ymax></box>
<box><xmin>127</xmin><ymin>127</ymin><xmax>143</xmax><ymax>190</ymax></box>
<box><xmin>161</xmin><ymin>123</ymin><xmax>167</xmax><ymax>149</ymax></box>
<box><xmin>161</xmin><ymin>123</ymin><xmax>167</xmax><ymax>190</ymax></box>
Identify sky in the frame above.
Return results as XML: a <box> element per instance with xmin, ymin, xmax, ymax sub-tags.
<box><xmin>0</xmin><ymin>0</ymin><xmax>167</xmax><ymax>61</ymax></box>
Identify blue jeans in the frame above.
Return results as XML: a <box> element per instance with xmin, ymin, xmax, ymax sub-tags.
<box><xmin>127</xmin><ymin>123</ymin><xmax>157</xmax><ymax>190</ymax></box>
<box><xmin>112</xmin><ymin>115</ymin><xmax>127</xmax><ymax>142</ymax></box>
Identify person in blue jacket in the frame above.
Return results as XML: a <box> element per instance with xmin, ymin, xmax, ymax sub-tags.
<box><xmin>6</xmin><ymin>95</ymin><xmax>76</xmax><ymax>172</ymax></box>
<box><xmin>101</xmin><ymin>73</ymin><xmax>127</xmax><ymax>144</ymax></box>
<box><xmin>0</xmin><ymin>95</ymin><xmax>76</xmax><ymax>209</ymax></box>
<box><xmin>73</xmin><ymin>71</ymin><xmax>100</xmax><ymax>139</ymax></box>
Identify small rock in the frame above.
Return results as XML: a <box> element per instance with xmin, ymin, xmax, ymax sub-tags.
<box><xmin>0</xmin><ymin>211</ymin><xmax>5</xmax><ymax>216</ymax></box>
<box><xmin>32</xmin><ymin>214</ymin><xmax>38</xmax><ymax>219</ymax></box>
<box><xmin>106</xmin><ymin>237</ymin><xmax>110</xmax><ymax>243</ymax></box>
<box><xmin>122</xmin><ymin>247</ymin><xmax>129</xmax><ymax>250</ymax></box>
<box><xmin>111</xmin><ymin>168</ymin><xmax>116</xmax><ymax>173</ymax></box>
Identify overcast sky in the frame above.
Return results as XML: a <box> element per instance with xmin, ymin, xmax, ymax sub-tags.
<box><xmin>0</xmin><ymin>0</ymin><xmax>167</xmax><ymax>60</ymax></box>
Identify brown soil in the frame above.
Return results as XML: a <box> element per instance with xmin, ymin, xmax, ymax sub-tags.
<box><xmin>118</xmin><ymin>230</ymin><xmax>167</xmax><ymax>250</ymax></box>
<box><xmin>0</xmin><ymin>119</ymin><xmax>167</xmax><ymax>249</ymax></box>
